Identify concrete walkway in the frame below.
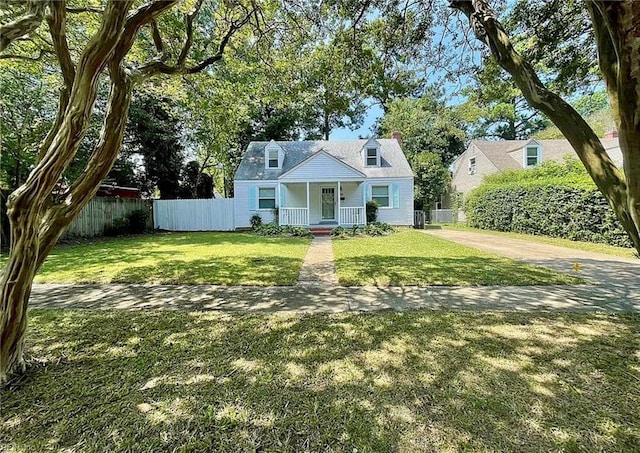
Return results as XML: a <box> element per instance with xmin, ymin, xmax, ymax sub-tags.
<box><xmin>26</xmin><ymin>230</ymin><xmax>640</xmax><ymax>314</ymax></box>
<box><xmin>297</xmin><ymin>236</ymin><xmax>339</xmax><ymax>286</ymax></box>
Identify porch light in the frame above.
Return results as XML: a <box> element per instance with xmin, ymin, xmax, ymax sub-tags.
<box><xmin>340</xmin><ymin>186</ymin><xmax>345</xmax><ymax>201</ymax></box>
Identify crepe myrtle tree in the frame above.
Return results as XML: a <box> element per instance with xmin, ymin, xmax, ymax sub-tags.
<box><xmin>449</xmin><ymin>0</ymin><xmax>640</xmax><ymax>253</ymax></box>
<box><xmin>0</xmin><ymin>0</ymin><xmax>261</xmax><ymax>383</ymax></box>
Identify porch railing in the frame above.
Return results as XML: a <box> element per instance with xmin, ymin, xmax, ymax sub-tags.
<box><xmin>279</xmin><ymin>207</ymin><xmax>308</xmax><ymax>226</ymax></box>
<box><xmin>339</xmin><ymin>206</ymin><xmax>365</xmax><ymax>226</ymax></box>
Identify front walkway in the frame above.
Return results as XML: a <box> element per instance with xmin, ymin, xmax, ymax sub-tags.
<box><xmin>297</xmin><ymin>236</ymin><xmax>339</xmax><ymax>286</ymax></box>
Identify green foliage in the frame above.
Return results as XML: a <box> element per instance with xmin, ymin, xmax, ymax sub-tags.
<box><xmin>466</xmin><ymin>159</ymin><xmax>633</xmax><ymax>248</ymax></box>
<box><xmin>331</xmin><ymin>222</ymin><xmax>395</xmax><ymax>238</ymax></box>
<box><xmin>104</xmin><ymin>218</ymin><xmax>129</xmax><ymax>237</ymax></box>
<box><xmin>126</xmin><ymin>209</ymin><xmax>149</xmax><ymax>234</ymax></box>
<box><xmin>250</xmin><ymin>213</ymin><xmax>263</xmax><ymax>229</ymax></box>
<box><xmin>365</xmin><ymin>201</ymin><xmax>379</xmax><ymax>224</ymax></box>
<box><xmin>378</xmin><ymin>92</ymin><xmax>466</xmax><ymax>164</ymax></box>
<box><xmin>254</xmin><ymin>222</ymin><xmax>313</xmax><ymax>238</ymax></box>
<box><xmin>413</xmin><ymin>152</ymin><xmax>451</xmax><ymax>210</ymax></box>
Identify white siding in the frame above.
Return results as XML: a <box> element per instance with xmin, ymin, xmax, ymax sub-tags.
<box><xmin>281</xmin><ymin>152</ymin><xmax>364</xmax><ymax>181</ymax></box>
<box><xmin>234</xmin><ymin>180</ymin><xmax>277</xmax><ymax>227</ymax></box>
<box><xmin>365</xmin><ymin>177</ymin><xmax>414</xmax><ymax>225</ymax></box>
<box><xmin>283</xmin><ymin>183</ymin><xmax>307</xmax><ymax>208</ymax></box>
<box><xmin>154</xmin><ymin>198</ymin><xmax>235</xmax><ymax>231</ymax></box>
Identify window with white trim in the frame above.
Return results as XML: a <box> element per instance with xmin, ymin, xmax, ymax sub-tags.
<box><xmin>468</xmin><ymin>156</ymin><xmax>477</xmax><ymax>175</ymax></box>
<box><xmin>525</xmin><ymin>146</ymin><xmax>540</xmax><ymax>167</ymax></box>
<box><xmin>366</xmin><ymin>147</ymin><xmax>379</xmax><ymax>166</ymax></box>
<box><xmin>372</xmin><ymin>185</ymin><xmax>390</xmax><ymax>207</ymax></box>
<box><xmin>258</xmin><ymin>187</ymin><xmax>276</xmax><ymax>209</ymax></box>
<box><xmin>267</xmin><ymin>149</ymin><xmax>279</xmax><ymax>168</ymax></box>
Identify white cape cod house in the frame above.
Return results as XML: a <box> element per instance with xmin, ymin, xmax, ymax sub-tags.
<box><xmin>233</xmin><ymin>138</ymin><xmax>414</xmax><ymax>228</ymax></box>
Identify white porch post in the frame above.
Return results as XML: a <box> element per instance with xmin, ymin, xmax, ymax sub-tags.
<box><xmin>277</xmin><ymin>182</ymin><xmax>281</xmax><ymax>225</ymax></box>
<box><xmin>337</xmin><ymin>181</ymin><xmax>341</xmax><ymax>225</ymax></box>
<box><xmin>306</xmin><ymin>182</ymin><xmax>310</xmax><ymax>226</ymax></box>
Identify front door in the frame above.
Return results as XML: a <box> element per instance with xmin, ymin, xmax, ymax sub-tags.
<box><xmin>321</xmin><ymin>187</ymin><xmax>336</xmax><ymax>221</ymax></box>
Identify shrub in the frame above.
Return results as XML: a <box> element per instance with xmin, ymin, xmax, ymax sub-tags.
<box><xmin>466</xmin><ymin>159</ymin><xmax>633</xmax><ymax>248</ymax></box>
<box><xmin>104</xmin><ymin>217</ymin><xmax>129</xmax><ymax>237</ymax></box>
<box><xmin>330</xmin><ymin>222</ymin><xmax>396</xmax><ymax>238</ymax></box>
<box><xmin>253</xmin><ymin>222</ymin><xmax>312</xmax><ymax>238</ymax></box>
<box><xmin>250</xmin><ymin>213</ymin><xmax>263</xmax><ymax>229</ymax></box>
<box><xmin>366</xmin><ymin>200</ymin><xmax>379</xmax><ymax>224</ymax></box>
<box><xmin>127</xmin><ymin>209</ymin><xmax>149</xmax><ymax>234</ymax></box>
<box><xmin>330</xmin><ymin>226</ymin><xmax>348</xmax><ymax>237</ymax></box>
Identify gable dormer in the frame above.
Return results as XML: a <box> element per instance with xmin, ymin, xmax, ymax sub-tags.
<box><xmin>264</xmin><ymin>140</ymin><xmax>284</xmax><ymax>170</ymax></box>
<box><xmin>362</xmin><ymin>138</ymin><xmax>381</xmax><ymax>167</ymax></box>
<box><xmin>523</xmin><ymin>139</ymin><xmax>542</xmax><ymax>167</ymax></box>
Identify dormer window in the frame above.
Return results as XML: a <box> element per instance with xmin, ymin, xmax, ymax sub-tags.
<box><xmin>525</xmin><ymin>145</ymin><xmax>541</xmax><ymax>167</ymax></box>
<box><xmin>468</xmin><ymin>156</ymin><xmax>477</xmax><ymax>175</ymax></box>
<box><xmin>366</xmin><ymin>147</ymin><xmax>379</xmax><ymax>166</ymax></box>
<box><xmin>267</xmin><ymin>149</ymin><xmax>279</xmax><ymax>168</ymax></box>
<box><xmin>264</xmin><ymin>141</ymin><xmax>283</xmax><ymax>169</ymax></box>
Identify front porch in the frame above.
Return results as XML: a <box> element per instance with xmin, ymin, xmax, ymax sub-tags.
<box><xmin>278</xmin><ymin>181</ymin><xmax>366</xmax><ymax>227</ymax></box>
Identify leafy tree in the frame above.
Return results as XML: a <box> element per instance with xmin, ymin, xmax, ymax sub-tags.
<box><xmin>181</xmin><ymin>160</ymin><xmax>214</xmax><ymax>199</ymax></box>
<box><xmin>449</xmin><ymin>0</ymin><xmax>640</xmax><ymax>253</ymax></box>
<box><xmin>124</xmin><ymin>95</ymin><xmax>185</xmax><ymax>199</ymax></box>
<box><xmin>413</xmin><ymin>152</ymin><xmax>451</xmax><ymax>211</ymax></box>
<box><xmin>0</xmin><ymin>0</ymin><xmax>262</xmax><ymax>382</ymax></box>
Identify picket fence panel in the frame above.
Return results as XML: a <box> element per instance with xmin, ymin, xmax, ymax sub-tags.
<box><xmin>153</xmin><ymin>198</ymin><xmax>235</xmax><ymax>231</ymax></box>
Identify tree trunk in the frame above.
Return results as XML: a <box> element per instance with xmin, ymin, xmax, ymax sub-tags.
<box><xmin>450</xmin><ymin>0</ymin><xmax>640</xmax><ymax>253</ymax></box>
<box><xmin>0</xmin><ymin>3</ymin><xmax>132</xmax><ymax>383</ymax></box>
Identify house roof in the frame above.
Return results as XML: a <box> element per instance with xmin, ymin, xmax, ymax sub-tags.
<box><xmin>465</xmin><ymin>138</ymin><xmax>623</xmax><ymax>170</ymax></box>
<box><xmin>234</xmin><ymin>139</ymin><xmax>413</xmax><ymax>181</ymax></box>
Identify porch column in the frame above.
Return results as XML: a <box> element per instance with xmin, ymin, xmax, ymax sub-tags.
<box><xmin>337</xmin><ymin>181</ymin><xmax>341</xmax><ymax>225</ymax></box>
<box><xmin>277</xmin><ymin>182</ymin><xmax>281</xmax><ymax>225</ymax></box>
<box><xmin>306</xmin><ymin>182</ymin><xmax>310</xmax><ymax>226</ymax></box>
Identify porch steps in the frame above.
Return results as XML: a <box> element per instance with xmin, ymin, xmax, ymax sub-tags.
<box><xmin>309</xmin><ymin>227</ymin><xmax>334</xmax><ymax>237</ymax></box>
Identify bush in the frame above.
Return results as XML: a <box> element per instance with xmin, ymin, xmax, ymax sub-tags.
<box><xmin>250</xmin><ymin>213</ymin><xmax>263</xmax><ymax>229</ymax></box>
<box><xmin>127</xmin><ymin>209</ymin><xmax>149</xmax><ymax>234</ymax></box>
<box><xmin>253</xmin><ymin>222</ymin><xmax>313</xmax><ymax>238</ymax></box>
<box><xmin>104</xmin><ymin>217</ymin><xmax>129</xmax><ymax>237</ymax></box>
<box><xmin>466</xmin><ymin>159</ymin><xmax>633</xmax><ymax>248</ymax></box>
<box><xmin>366</xmin><ymin>201</ymin><xmax>379</xmax><ymax>224</ymax></box>
<box><xmin>330</xmin><ymin>222</ymin><xmax>396</xmax><ymax>238</ymax></box>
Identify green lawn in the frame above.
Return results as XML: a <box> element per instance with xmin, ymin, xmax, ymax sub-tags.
<box><xmin>441</xmin><ymin>224</ymin><xmax>638</xmax><ymax>259</ymax></box>
<box><xmin>2</xmin><ymin>310</ymin><xmax>638</xmax><ymax>452</ymax></box>
<box><xmin>332</xmin><ymin>229</ymin><xmax>583</xmax><ymax>286</ymax></box>
<box><xmin>23</xmin><ymin>232</ymin><xmax>311</xmax><ymax>286</ymax></box>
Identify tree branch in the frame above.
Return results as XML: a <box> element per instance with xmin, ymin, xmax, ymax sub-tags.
<box><xmin>177</xmin><ymin>0</ymin><xmax>206</xmax><ymax>66</ymax></box>
<box><xmin>47</xmin><ymin>0</ymin><xmax>75</xmax><ymax>88</ymax></box>
<box><xmin>0</xmin><ymin>0</ymin><xmax>47</xmax><ymax>52</ymax></box>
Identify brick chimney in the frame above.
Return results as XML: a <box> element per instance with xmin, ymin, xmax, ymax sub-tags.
<box><xmin>603</xmin><ymin>129</ymin><xmax>619</xmax><ymax>139</ymax></box>
<box><xmin>391</xmin><ymin>131</ymin><xmax>402</xmax><ymax>144</ymax></box>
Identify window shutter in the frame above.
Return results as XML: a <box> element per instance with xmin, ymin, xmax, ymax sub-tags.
<box><xmin>392</xmin><ymin>184</ymin><xmax>400</xmax><ymax>208</ymax></box>
<box><xmin>248</xmin><ymin>186</ymin><xmax>257</xmax><ymax>210</ymax></box>
<box><xmin>366</xmin><ymin>184</ymin><xmax>372</xmax><ymax>202</ymax></box>
<box><xmin>279</xmin><ymin>186</ymin><xmax>285</xmax><ymax>207</ymax></box>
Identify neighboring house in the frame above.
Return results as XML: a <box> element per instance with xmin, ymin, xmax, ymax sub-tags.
<box><xmin>96</xmin><ymin>184</ymin><xmax>140</xmax><ymax>199</ymax></box>
<box><xmin>447</xmin><ymin>133</ymin><xmax>623</xmax><ymax>207</ymax></box>
<box><xmin>233</xmin><ymin>138</ymin><xmax>414</xmax><ymax>228</ymax></box>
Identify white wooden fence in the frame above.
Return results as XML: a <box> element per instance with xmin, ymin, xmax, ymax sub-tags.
<box><xmin>430</xmin><ymin>209</ymin><xmax>467</xmax><ymax>224</ymax></box>
<box><xmin>64</xmin><ymin>198</ymin><xmax>152</xmax><ymax>237</ymax></box>
<box><xmin>153</xmin><ymin>198</ymin><xmax>235</xmax><ymax>231</ymax></box>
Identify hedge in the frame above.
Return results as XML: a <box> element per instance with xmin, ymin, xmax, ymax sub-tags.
<box><xmin>466</xmin><ymin>160</ymin><xmax>633</xmax><ymax>248</ymax></box>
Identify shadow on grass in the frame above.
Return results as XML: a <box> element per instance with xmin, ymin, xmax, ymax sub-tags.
<box><xmin>335</xmin><ymin>255</ymin><xmax>582</xmax><ymax>286</ymax></box>
<box><xmin>111</xmin><ymin>257</ymin><xmax>303</xmax><ymax>285</ymax></box>
<box><xmin>3</xmin><ymin>310</ymin><xmax>639</xmax><ymax>452</ymax></box>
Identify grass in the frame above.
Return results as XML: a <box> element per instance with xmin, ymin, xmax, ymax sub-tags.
<box><xmin>332</xmin><ymin>229</ymin><xmax>583</xmax><ymax>286</ymax></box>
<box><xmin>2</xmin><ymin>309</ymin><xmax>639</xmax><ymax>452</ymax></box>
<box><xmin>10</xmin><ymin>232</ymin><xmax>311</xmax><ymax>286</ymax></box>
<box><xmin>441</xmin><ymin>224</ymin><xmax>638</xmax><ymax>259</ymax></box>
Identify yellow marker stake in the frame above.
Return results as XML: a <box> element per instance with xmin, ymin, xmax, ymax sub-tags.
<box><xmin>572</xmin><ymin>262</ymin><xmax>581</xmax><ymax>272</ymax></box>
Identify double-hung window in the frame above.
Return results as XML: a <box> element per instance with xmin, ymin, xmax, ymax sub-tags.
<box><xmin>267</xmin><ymin>149</ymin><xmax>279</xmax><ymax>168</ymax></box>
<box><xmin>525</xmin><ymin>146</ymin><xmax>539</xmax><ymax>167</ymax></box>
<box><xmin>258</xmin><ymin>187</ymin><xmax>276</xmax><ymax>209</ymax></box>
<box><xmin>372</xmin><ymin>185</ymin><xmax>390</xmax><ymax>207</ymax></box>
<box><xmin>468</xmin><ymin>157</ymin><xmax>477</xmax><ymax>175</ymax></box>
<box><xmin>366</xmin><ymin>148</ymin><xmax>379</xmax><ymax>166</ymax></box>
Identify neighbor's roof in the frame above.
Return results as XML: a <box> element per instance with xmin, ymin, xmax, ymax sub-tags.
<box><xmin>234</xmin><ymin>139</ymin><xmax>413</xmax><ymax>180</ymax></box>
<box><xmin>467</xmin><ymin>138</ymin><xmax>623</xmax><ymax>170</ymax></box>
